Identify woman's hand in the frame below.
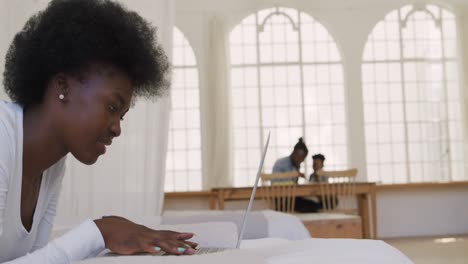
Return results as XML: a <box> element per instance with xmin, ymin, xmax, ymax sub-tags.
<box><xmin>94</xmin><ymin>216</ymin><xmax>197</xmax><ymax>255</ymax></box>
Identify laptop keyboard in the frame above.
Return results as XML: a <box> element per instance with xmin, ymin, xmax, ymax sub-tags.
<box><xmin>194</xmin><ymin>247</ymin><xmax>227</xmax><ymax>254</ymax></box>
<box><xmin>105</xmin><ymin>247</ymin><xmax>227</xmax><ymax>256</ymax></box>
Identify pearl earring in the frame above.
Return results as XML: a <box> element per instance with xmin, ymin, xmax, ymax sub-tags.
<box><xmin>59</xmin><ymin>94</ymin><xmax>64</xmax><ymax>100</ymax></box>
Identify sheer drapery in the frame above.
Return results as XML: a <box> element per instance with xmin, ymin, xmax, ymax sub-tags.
<box><xmin>57</xmin><ymin>0</ymin><xmax>174</xmax><ymax>218</ymax></box>
<box><xmin>203</xmin><ymin>15</ymin><xmax>233</xmax><ymax>188</ymax></box>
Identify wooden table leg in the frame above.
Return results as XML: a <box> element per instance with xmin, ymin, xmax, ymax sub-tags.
<box><xmin>209</xmin><ymin>192</ymin><xmax>216</xmax><ymax>210</ymax></box>
<box><xmin>371</xmin><ymin>187</ymin><xmax>378</xmax><ymax>239</ymax></box>
<box><xmin>357</xmin><ymin>193</ymin><xmax>370</xmax><ymax>239</ymax></box>
<box><xmin>217</xmin><ymin>190</ymin><xmax>225</xmax><ymax>210</ymax></box>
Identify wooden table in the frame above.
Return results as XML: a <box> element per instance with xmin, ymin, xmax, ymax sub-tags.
<box><xmin>164</xmin><ymin>191</ymin><xmax>217</xmax><ymax>210</ymax></box>
<box><xmin>212</xmin><ymin>182</ymin><xmax>377</xmax><ymax>239</ymax></box>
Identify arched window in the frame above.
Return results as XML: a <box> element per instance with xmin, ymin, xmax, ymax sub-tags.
<box><xmin>230</xmin><ymin>7</ymin><xmax>348</xmax><ymax>186</ymax></box>
<box><xmin>362</xmin><ymin>5</ymin><xmax>465</xmax><ymax>183</ymax></box>
<box><xmin>165</xmin><ymin>27</ymin><xmax>202</xmax><ymax>191</ymax></box>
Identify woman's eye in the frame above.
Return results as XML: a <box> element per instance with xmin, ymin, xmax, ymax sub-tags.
<box><xmin>109</xmin><ymin>105</ymin><xmax>117</xmax><ymax>113</ymax></box>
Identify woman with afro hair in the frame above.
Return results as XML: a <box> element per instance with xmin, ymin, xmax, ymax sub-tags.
<box><xmin>0</xmin><ymin>0</ymin><xmax>197</xmax><ymax>262</ymax></box>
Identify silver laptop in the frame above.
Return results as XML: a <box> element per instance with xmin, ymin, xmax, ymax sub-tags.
<box><xmin>105</xmin><ymin>132</ymin><xmax>271</xmax><ymax>256</ymax></box>
<box><xmin>194</xmin><ymin>131</ymin><xmax>270</xmax><ymax>254</ymax></box>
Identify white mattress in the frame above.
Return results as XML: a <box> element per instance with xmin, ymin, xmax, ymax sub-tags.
<box><xmin>74</xmin><ymin>238</ymin><xmax>413</xmax><ymax>264</ymax></box>
<box><xmin>243</xmin><ymin>238</ymin><xmax>413</xmax><ymax>264</ymax></box>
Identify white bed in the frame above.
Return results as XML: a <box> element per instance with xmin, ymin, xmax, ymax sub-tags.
<box><xmin>54</xmin><ymin>211</ymin><xmax>413</xmax><ymax>263</ymax></box>
<box><xmin>74</xmin><ymin>238</ymin><xmax>413</xmax><ymax>264</ymax></box>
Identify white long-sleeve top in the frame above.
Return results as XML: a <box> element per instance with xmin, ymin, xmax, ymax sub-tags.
<box><xmin>0</xmin><ymin>101</ymin><xmax>105</xmax><ymax>263</ymax></box>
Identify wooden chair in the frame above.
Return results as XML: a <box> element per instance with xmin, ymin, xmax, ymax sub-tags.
<box><xmin>260</xmin><ymin>171</ymin><xmax>300</xmax><ymax>213</ymax></box>
<box><xmin>299</xmin><ymin>168</ymin><xmax>362</xmax><ymax>239</ymax></box>
<box><xmin>316</xmin><ymin>168</ymin><xmax>358</xmax><ymax>214</ymax></box>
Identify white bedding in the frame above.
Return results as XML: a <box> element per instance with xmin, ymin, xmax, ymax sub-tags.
<box><xmin>243</xmin><ymin>238</ymin><xmax>413</xmax><ymax>264</ymax></box>
<box><xmin>73</xmin><ymin>238</ymin><xmax>413</xmax><ymax>264</ymax></box>
<box><xmin>55</xmin><ymin>212</ymin><xmax>413</xmax><ymax>263</ymax></box>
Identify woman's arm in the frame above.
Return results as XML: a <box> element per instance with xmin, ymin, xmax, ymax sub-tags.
<box><xmin>4</xmin><ymin>219</ymin><xmax>105</xmax><ymax>264</ymax></box>
<box><xmin>0</xmin><ymin>163</ymin><xmax>8</xmax><ymax>238</ymax></box>
<box><xmin>0</xmin><ymin>119</ymin><xmax>13</xmax><ymax>238</ymax></box>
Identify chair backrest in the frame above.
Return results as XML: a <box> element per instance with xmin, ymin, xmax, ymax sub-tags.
<box><xmin>260</xmin><ymin>171</ymin><xmax>299</xmax><ymax>213</ymax></box>
<box><xmin>315</xmin><ymin>168</ymin><xmax>358</xmax><ymax>213</ymax></box>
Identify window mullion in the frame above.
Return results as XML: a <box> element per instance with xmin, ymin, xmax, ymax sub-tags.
<box><xmin>297</xmin><ymin>11</ymin><xmax>308</xmax><ymax>176</ymax></box>
<box><xmin>398</xmin><ymin>9</ymin><xmax>412</xmax><ymax>183</ymax></box>
<box><xmin>255</xmin><ymin>14</ymin><xmax>265</xmax><ymax>175</ymax></box>
<box><xmin>439</xmin><ymin>7</ymin><xmax>453</xmax><ymax>181</ymax></box>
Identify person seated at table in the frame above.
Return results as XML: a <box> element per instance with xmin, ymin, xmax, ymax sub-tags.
<box><xmin>309</xmin><ymin>153</ymin><xmax>327</xmax><ymax>182</ymax></box>
<box><xmin>309</xmin><ymin>154</ymin><xmax>338</xmax><ymax>210</ymax></box>
<box><xmin>272</xmin><ymin>137</ymin><xmax>308</xmax><ymax>182</ymax></box>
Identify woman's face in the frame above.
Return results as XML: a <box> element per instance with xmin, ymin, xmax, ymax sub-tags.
<box><xmin>60</xmin><ymin>65</ymin><xmax>133</xmax><ymax>165</ymax></box>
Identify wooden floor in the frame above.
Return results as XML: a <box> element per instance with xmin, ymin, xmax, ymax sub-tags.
<box><xmin>385</xmin><ymin>236</ymin><xmax>468</xmax><ymax>264</ymax></box>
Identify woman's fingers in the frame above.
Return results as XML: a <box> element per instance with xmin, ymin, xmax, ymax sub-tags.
<box><xmin>141</xmin><ymin>244</ymin><xmax>162</xmax><ymax>254</ymax></box>
<box><xmin>175</xmin><ymin>232</ymin><xmax>194</xmax><ymax>240</ymax></box>
<box><xmin>153</xmin><ymin>240</ymin><xmax>195</xmax><ymax>255</ymax></box>
<box><xmin>183</xmin><ymin>240</ymin><xmax>198</xmax><ymax>249</ymax></box>
<box><xmin>95</xmin><ymin>217</ymin><xmax>199</xmax><ymax>256</ymax></box>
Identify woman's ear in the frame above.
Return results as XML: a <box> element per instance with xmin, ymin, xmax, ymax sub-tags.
<box><xmin>52</xmin><ymin>73</ymin><xmax>70</xmax><ymax>102</ymax></box>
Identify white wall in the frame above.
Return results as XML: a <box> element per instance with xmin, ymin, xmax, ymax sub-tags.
<box><xmin>377</xmin><ymin>188</ymin><xmax>468</xmax><ymax>238</ymax></box>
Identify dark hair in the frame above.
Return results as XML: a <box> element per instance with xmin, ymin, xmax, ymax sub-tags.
<box><xmin>312</xmin><ymin>153</ymin><xmax>325</xmax><ymax>162</ymax></box>
<box><xmin>293</xmin><ymin>137</ymin><xmax>308</xmax><ymax>156</ymax></box>
<box><xmin>3</xmin><ymin>0</ymin><xmax>170</xmax><ymax>107</ymax></box>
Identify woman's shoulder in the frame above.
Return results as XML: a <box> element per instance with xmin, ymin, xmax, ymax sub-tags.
<box><xmin>0</xmin><ymin>101</ymin><xmax>22</xmax><ymax>180</ymax></box>
<box><xmin>0</xmin><ymin>101</ymin><xmax>22</xmax><ymax>129</ymax></box>
<box><xmin>274</xmin><ymin>156</ymin><xmax>290</xmax><ymax>165</ymax></box>
<box><xmin>0</xmin><ymin>100</ymin><xmax>22</xmax><ymax>149</ymax></box>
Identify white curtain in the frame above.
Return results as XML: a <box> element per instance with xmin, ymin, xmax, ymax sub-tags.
<box><xmin>57</xmin><ymin>0</ymin><xmax>174</xmax><ymax>219</ymax></box>
<box><xmin>0</xmin><ymin>1</ymin><xmax>7</xmax><ymax>101</ymax></box>
<box><xmin>203</xmin><ymin>15</ymin><xmax>233</xmax><ymax>189</ymax></box>
<box><xmin>0</xmin><ymin>0</ymin><xmax>50</xmax><ymax>101</ymax></box>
